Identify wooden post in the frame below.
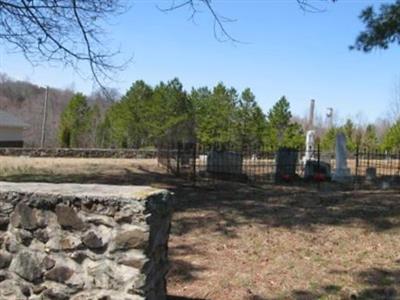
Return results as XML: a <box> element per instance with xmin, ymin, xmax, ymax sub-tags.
<box><xmin>40</xmin><ymin>86</ymin><xmax>49</xmax><ymax>148</ymax></box>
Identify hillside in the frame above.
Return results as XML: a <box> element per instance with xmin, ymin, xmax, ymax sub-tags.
<box><xmin>0</xmin><ymin>74</ymin><xmax>110</xmax><ymax>147</ymax></box>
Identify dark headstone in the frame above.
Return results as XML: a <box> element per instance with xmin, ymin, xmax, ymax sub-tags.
<box><xmin>366</xmin><ymin>167</ymin><xmax>377</xmax><ymax>182</ymax></box>
<box><xmin>304</xmin><ymin>160</ymin><xmax>332</xmax><ymax>181</ymax></box>
<box><xmin>207</xmin><ymin>151</ymin><xmax>243</xmax><ymax>175</ymax></box>
<box><xmin>275</xmin><ymin>148</ymin><xmax>299</xmax><ymax>182</ymax></box>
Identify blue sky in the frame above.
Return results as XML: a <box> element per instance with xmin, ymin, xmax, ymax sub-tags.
<box><xmin>0</xmin><ymin>0</ymin><xmax>398</xmax><ymax>123</ymax></box>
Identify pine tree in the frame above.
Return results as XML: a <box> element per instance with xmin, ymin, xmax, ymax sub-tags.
<box><xmin>320</xmin><ymin>127</ymin><xmax>337</xmax><ymax>151</ymax></box>
<box><xmin>193</xmin><ymin>83</ymin><xmax>237</xmax><ymax>146</ymax></box>
<box><xmin>382</xmin><ymin>121</ymin><xmax>400</xmax><ymax>151</ymax></box>
<box><xmin>235</xmin><ymin>88</ymin><xmax>267</xmax><ymax>149</ymax></box>
<box><xmin>59</xmin><ymin>93</ymin><xmax>92</xmax><ymax>148</ymax></box>
<box><xmin>105</xmin><ymin>80</ymin><xmax>153</xmax><ymax>148</ymax></box>
<box><xmin>362</xmin><ymin>124</ymin><xmax>379</xmax><ymax>150</ymax></box>
<box><xmin>341</xmin><ymin>119</ymin><xmax>357</xmax><ymax>152</ymax></box>
<box><xmin>265</xmin><ymin>96</ymin><xmax>303</xmax><ymax>150</ymax></box>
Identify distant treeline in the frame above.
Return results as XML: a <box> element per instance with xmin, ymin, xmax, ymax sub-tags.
<box><xmin>59</xmin><ymin>78</ymin><xmax>305</xmax><ymax>150</ymax></box>
<box><xmin>58</xmin><ymin>78</ymin><xmax>400</xmax><ymax>152</ymax></box>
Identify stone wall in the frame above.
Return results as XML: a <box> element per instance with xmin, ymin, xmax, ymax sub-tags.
<box><xmin>0</xmin><ymin>148</ymin><xmax>157</xmax><ymax>158</ymax></box>
<box><xmin>0</xmin><ymin>141</ymin><xmax>24</xmax><ymax>148</ymax></box>
<box><xmin>0</xmin><ymin>182</ymin><xmax>173</xmax><ymax>300</ymax></box>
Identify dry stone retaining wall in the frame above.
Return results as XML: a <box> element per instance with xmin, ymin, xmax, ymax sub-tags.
<box><xmin>0</xmin><ymin>182</ymin><xmax>173</xmax><ymax>300</ymax></box>
<box><xmin>0</xmin><ymin>148</ymin><xmax>157</xmax><ymax>158</ymax></box>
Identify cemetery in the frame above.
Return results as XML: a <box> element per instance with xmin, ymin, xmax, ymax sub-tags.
<box><xmin>0</xmin><ymin>146</ymin><xmax>399</xmax><ymax>299</ymax></box>
<box><xmin>1</xmin><ymin>1</ymin><xmax>400</xmax><ymax>299</ymax></box>
<box><xmin>0</xmin><ymin>98</ymin><xmax>400</xmax><ymax>299</ymax></box>
<box><xmin>157</xmin><ymin>100</ymin><xmax>400</xmax><ymax>187</ymax></box>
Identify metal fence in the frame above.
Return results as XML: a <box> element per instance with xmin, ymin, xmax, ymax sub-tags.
<box><xmin>354</xmin><ymin>148</ymin><xmax>400</xmax><ymax>180</ymax></box>
<box><xmin>157</xmin><ymin>143</ymin><xmax>400</xmax><ymax>185</ymax></box>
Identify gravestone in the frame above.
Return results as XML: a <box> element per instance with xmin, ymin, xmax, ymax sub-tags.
<box><xmin>303</xmin><ymin>130</ymin><xmax>316</xmax><ymax>164</ymax></box>
<box><xmin>207</xmin><ymin>151</ymin><xmax>243</xmax><ymax>175</ymax></box>
<box><xmin>275</xmin><ymin>148</ymin><xmax>299</xmax><ymax>182</ymax></box>
<box><xmin>304</xmin><ymin>160</ymin><xmax>331</xmax><ymax>181</ymax></box>
<box><xmin>332</xmin><ymin>132</ymin><xmax>351</xmax><ymax>182</ymax></box>
<box><xmin>366</xmin><ymin>167</ymin><xmax>377</xmax><ymax>182</ymax></box>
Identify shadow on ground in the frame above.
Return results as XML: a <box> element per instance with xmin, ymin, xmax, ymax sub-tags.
<box><xmin>5</xmin><ymin>165</ymin><xmax>400</xmax><ymax>232</ymax></box>
<box><xmin>248</xmin><ymin>266</ymin><xmax>400</xmax><ymax>300</ymax></box>
<box><xmin>4</xmin><ymin>165</ymin><xmax>400</xmax><ymax>299</ymax></box>
<box><xmin>171</xmin><ymin>181</ymin><xmax>400</xmax><ymax>235</ymax></box>
<box><xmin>167</xmin><ymin>296</ymin><xmax>207</xmax><ymax>300</ymax></box>
<box><xmin>3</xmin><ymin>165</ymin><xmax>400</xmax><ymax>233</ymax></box>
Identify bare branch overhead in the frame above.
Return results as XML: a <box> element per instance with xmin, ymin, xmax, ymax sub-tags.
<box><xmin>0</xmin><ymin>0</ymin><xmax>337</xmax><ymax>90</ymax></box>
<box><xmin>0</xmin><ymin>0</ymin><xmax>128</xmax><ymax>90</ymax></box>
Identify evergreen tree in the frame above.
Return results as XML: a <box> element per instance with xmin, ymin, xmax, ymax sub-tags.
<box><xmin>59</xmin><ymin>93</ymin><xmax>92</xmax><ymax>148</ymax></box>
<box><xmin>152</xmin><ymin>78</ymin><xmax>193</xmax><ymax>141</ymax></box>
<box><xmin>353</xmin><ymin>1</ymin><xmax>400</xmax><ymax>52</ymax></box>
<box><xmin>235</xmin><ymin>88</ymin><xmax>267</xmax><ymax>149</ymax></box>
<box><xmin>283</xmin><ymin>122</ymin><xmax>305</xmax><ymax>149</ymax></box>
<box><xmin>320</xmin><ymin>127</ymin><xmax>337</xmax><ymax>151</ymax></box>
<box><xmin>194</xmin><ymin>83</ymin><xmax>237</xmax><ymax>145</ymax></box>
<box><xmin>97</xmin><ymin>115</ymin><xmax>113</xmax><ymax>148</ymax></box>
<box><xmin>382</xmin><ymin>121</ymin><xmax>400</xmax><ymax>151</ymax></box>
<box><xmin>342</xmin><ymin>119</ymin><xmax>357</xmax><ymax>152</ymax></box>
<box><xmin>265</xmin><ymin>96</ymin><xmax>303</xmax><ymax>150</ymax></box>
<box><xmin>105</xmin><ymin>80</ymin><xmax>154</xmax><ymax>148</ymax></box>
<box><xmin>362</xmin><ymin>124</ymin><xmax>379</xmax><ymax>150</ymax></box>
<box><xmin>89</xmin><ymin>103</ymin><xmax>102</xmax><ymax>148</ymax></box>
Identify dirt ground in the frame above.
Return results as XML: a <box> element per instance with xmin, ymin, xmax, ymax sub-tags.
<box><xmin>1</xmin><ymin>156</ymin><xmax>400</xmax><ymax>300</ymax></box>
<box><xmin>168</xmin><ymin>184</ymin><xmax>400</xmax><ymax>300</ymax></box>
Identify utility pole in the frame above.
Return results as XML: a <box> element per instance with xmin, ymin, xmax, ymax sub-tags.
<box><xmin>40</xmin><ymin>86</ymin><xmax>49</xmax><ymax>148</ymax></box>
<box><xmin>308</xmin><ymin>99</ymin><xmax>315</xmax><ymax>129</ymax></box>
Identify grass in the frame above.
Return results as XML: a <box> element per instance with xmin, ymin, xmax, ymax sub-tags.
<box><xmin>1</xmin><ymin>156</ymin><xmax>400</xmax><ymax>299</ymax></box>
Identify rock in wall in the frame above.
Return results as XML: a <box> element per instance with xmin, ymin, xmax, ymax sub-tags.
<box><xmin>0</xmin><ymin>182</ymin><xmax>173</xmax><ymax>300</ymax></box>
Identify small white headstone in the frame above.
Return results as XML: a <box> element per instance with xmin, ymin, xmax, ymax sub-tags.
<box><xmin>303</xmin><ymin>130</ymin><xmax>316</xmax><ymax>164</ymax></box>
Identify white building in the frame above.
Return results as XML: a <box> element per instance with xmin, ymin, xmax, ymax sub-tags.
<box><xmin>0</xmin><ymin>110</ymin><xmax>28</xmax><ymax>147</ymax></box>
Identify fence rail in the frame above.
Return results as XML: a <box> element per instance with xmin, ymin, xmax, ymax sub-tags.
<box><xmin>157</xmin><ymin>143</ymin><xmax>400</xmax><ymax>185</ymax></box>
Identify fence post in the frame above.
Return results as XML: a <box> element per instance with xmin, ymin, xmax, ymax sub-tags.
<box><xmin>192</xmin><ymin>142</ymin><xmax>197</xmax><ymax>183</ymax></box>
<box><xmin>355</xmin><ymin>144</ymin><xmax>359</xmax><ymax>181</ymax></box>
<box><xmin>176</xmin><ymin>142</ymin><xmax>181</xmax><ymax>176</ymax></box>
<box><xmin>397</xmin><ymin>150</ymin><xmax>400</xmax><ymax>177</ymax></box>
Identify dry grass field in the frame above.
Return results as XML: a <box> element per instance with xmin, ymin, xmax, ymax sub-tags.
<box><xmin>1</xmin><ymin>156</ymin><xmax>400</xmax><ymax>299</ymax></box>
<box><xmin>0</xmin><ymin>156</ymin><xmax>173</xmax><ymax>187</ymax></box>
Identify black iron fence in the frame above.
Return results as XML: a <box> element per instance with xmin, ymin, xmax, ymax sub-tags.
<box><xmin>157</xmin><ymin>143</ymin><xmax>400</xmax><ymax>185</ymax></box>
<box><xmin>354</xmin><ymin>148</ymin><xmax>400</xmax><ymax>180</ymax></box>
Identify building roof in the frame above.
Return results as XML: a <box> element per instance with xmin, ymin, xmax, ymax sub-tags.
<box><xmin>0</xmin><ymin>110</ymin><xmax>28</xmax><ymax>128</ymax></box>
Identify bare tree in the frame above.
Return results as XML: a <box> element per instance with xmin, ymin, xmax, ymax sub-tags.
<box><xmin>388</xmin><ymin>78</ymin><xmax>400</xmax><ymax>123</ymax></box>
<box><xmin>160</xmin><ymin>0</ymin><xmax>335</xmax><ymax>42</ymax></box>
<box><xmin>0</xmin><ymin>1</ymin><xmax>127</xmax><ymax>89</ymax></box>
<box><xmin>0</xmin><ymin>0</ymin><xmax>335</xmax><ymax>88</ymax></box>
